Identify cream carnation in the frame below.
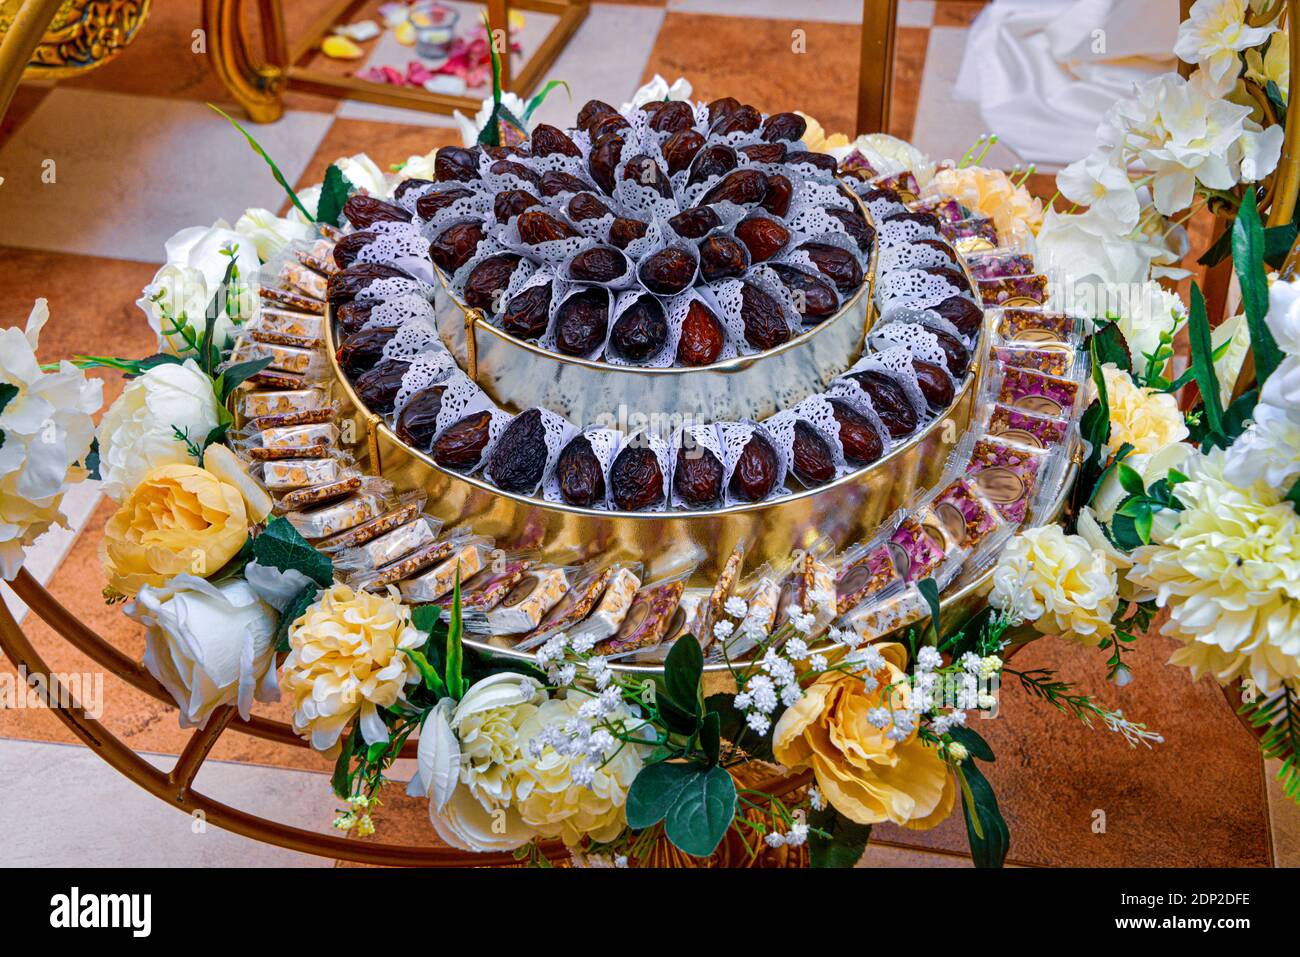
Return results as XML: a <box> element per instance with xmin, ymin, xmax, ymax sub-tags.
<box><xmin>514</xmin><ymin>694</ymin><xmax>645</xmax><ymax>846</ymax></box>
<box><xmin>0</xmin><ymin>300</ymin><xmax>101</xmax><ymax>579</ymax></box>
<box><xmin>1130</xmin><ymin>449</ymin><xmax>1300</xmax><ymax>693</ymax></box>
<box><xmin>1101</xmin><ymin>363</ymin><xmax>1189</xmax><ymax>458</ymax></box>
<box><xmin>990</xmin><ymin>526</ymin><xmax>1119</xmax><ymax>645</ymax></box>
<box><xmin>233</xmin><ymin>207</ymin><xmax>316</xmax><ymax>261</ymax></box>
<box><xmin>96</xmin><ymin>359</ymin><xmax>220</xmax><ymax>502</ymax></box>
<box><xmin>281</xmin><ymin>584</ymin><xmax>422</xmax><ymax>752</ymax></box>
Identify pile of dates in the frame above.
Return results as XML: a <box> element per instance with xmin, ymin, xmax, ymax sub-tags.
<box><xmin>408</xmin><ymin>96</ymin><xmax>874</xmax><ymax>368</ymax></box>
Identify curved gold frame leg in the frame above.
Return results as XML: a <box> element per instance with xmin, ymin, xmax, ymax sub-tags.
<box><xmin>0</xmin><ymin>0</ymin><xmax>64</xmax><ymax>121</ymax></box>
<box><xmin>202</xmin><ymin>0</ymin><xmax>286</xmax><ymax>123</ymax></box>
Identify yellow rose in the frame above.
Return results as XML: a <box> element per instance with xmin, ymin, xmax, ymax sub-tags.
<box><xmin>989</xmin><ymin>526</ymin><xmax>1119</xmax><ymax>645</ymax></box>
<box><xmin>927</xmin><ymin>167</ymin><xmax>1044</xmax><ymax>247</ymax></box>
<box><xmin>773</xmin><ymin>643</ymin><xmax>956</xmax><ymax>829</ymax></box>
<box><xmin>100</xmin><ymin>464</ymin><xmax>250</xmax><ymax>597</ymax></box>
<box><xmin>1101</xmin><ymin>364</ymin><xmax>1189</xmax><ymax>458</ymax></box>
<box><xmin>281</xmin><ymin>583</ymin><xmax>422</xmax><ymax>753</ymax></box>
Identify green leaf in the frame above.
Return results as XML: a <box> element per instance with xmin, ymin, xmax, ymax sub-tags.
<box><xmin>253</xmin><ymin>516</ymin><xmax>334</xmax><ymax>587</ymax></box>
<box><xmin>700</xmin><ymin>710</ymin><xmax>721</xmax><ymax>766</ymax></box>
<box><xmin>1092</xmin><ymin>321</ymin><xmax>1132</xmax><ymax>373</ymax></box>
<box><xmin>1200</xmin><ymin>388</ymin><xmax>1259</xmax><ymax>452</ymax></box>
<box><xmin>808</xmin><ymin>806</ymin><xmax>872</xmax><ymax>868</ymax></box>
<box><xmin>663</xmin><ymin>633</ymin><xmax>703</xmax><ymax>718</ymax></box>
<box><xmin>657</xmin><ymin>694</ymin><xmax>703</xmax><ymax>736</ymax></box>
<box><xmin>411</xmin><ymin>604</ymin><xmax>444</xmax><ymax>636</ymax></box>
<box><xmin>275</xmin><ymin>583</ymin><xmax>319</xmax><ymax>653</ymax></box>
<box><xmin>1187</xmin><ymin>283</ymin><xmax>1225</xmax><ymax>441</ymax></box>
<box><xmin>917</xmin><ymin>576</ymin><xmax>941</xmax><ymax>646</ymax></box>
<box><xmin>217</xmin><ymin>356</ymin><xmax>273</xmax><ymax>401</ymax></box>
<box><xmin>1267</xmin><ymin>78</ymin><xmax>1289</xmax><ymax>125</ymax></box>
<box><xmin>199</xmin><ymin>255</ymin><xmax>238</xmax><ymax>379</ymax></box>
<box><xmin>663</xmin><ymin>764</ymin><xmax>737</xmax><ymax>857</ymax></box>
<box><xmin>626</xmin><ymin>761</ymin><xmax>698</xmax><ymax>829</ymax></box>
<box><xmin>209</xmin><ymin>104</ymin><xmax>315</xmax><ymax>222</ymax></box>
<box><xmin>522</xmin><ymin>80</ymin><xmax>571</xmax><ymax>123</ymax></box>
<box><xmin>948</xmin><ymin>725</ymin><xmax>994</xmax><ymax>762</ymax></box>
<box><xmin>330</xmin><ymin>725</ymin><xmax>360</xmax><ymax>798</ymax></box>
<box><xmin>1197</xmin><ymin>224</ymin><xmax>1233</xmax><ymax>267</ymax></box>
<box><xmin>957</xmin><ymin>760</ymin><xmax>1009</xmax><ymax>868</ymax></box>
<box><xmin>1264</xmin><ymin>222</ymin><xmax>1298</xmax><ymax>269</ymax></box>
<box><xmin>315</xmin><ymin>164</ymin><xmax>353</xmax><ymax>229</ymax></box>
<box><xmin>0</xmin><ymin>382</ymin><xmax>19</xmax><ymax>416</ymax></box>
<box><xmin>445</xmin><ymin>569</ymin><xmax>466</xmax><ymax>701</ymax></box>
<box><xmin>1133</xmin><ymin>507</ymin><xmax>1153</xmax><ymax>545</ymax></box>
<box><xmin>1117</xmin><ymin>463</ymin><xmax>1146</xmax><ymax>497</ymax></box>
<box><xmin>1108</xmin><ymin>513</ymin><xmax>1145</xmax><ymax>552</ymax></box>
<box><xmin>405</xmin><ymin>647</ymin><xmax>447</xmax><ymax>699</ymax></box>
<box><xmin>1232</xmin><ymin>189</ymin><xmax>1283</xmax><ymax>386</ymax></box>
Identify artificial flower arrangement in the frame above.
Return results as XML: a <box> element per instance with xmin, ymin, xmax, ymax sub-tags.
<box><xmin>2</xmin><ymin>0</ymin><xmax>1297</xmax><ymax>869</ymax></box>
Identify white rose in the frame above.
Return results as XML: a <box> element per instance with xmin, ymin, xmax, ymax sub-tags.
<box><xmin>429</xmin><ymin>778</ymin><xmax>535</xmax><ymax>852</ymax></box>
<box><xmin>396</xmin><ymin>151</ymin><xmax>438</xmax><ymax>183</ymax></box>
<box><xmin>96</xmin><ymin>359</ymin><xmax>220</xmax><ymax>501</ymax></box>
<box><xmin>0</xmin><ymin>300</ymin><xmax>102</xmax><ymax>579</ymax></box>
<box><xmin>126</xmin><ymin>574</ymin><xmax>279</xmax><ymax>728</ymax></box>
<box><xmin>233</xmin><ymin>207</ymin><xmax>316</xmax><ymax>262</ymax></box>
<box><xmin>409</xmin><ymin>697</ymin><xmax>460</xmax><ymax>807</ymax></box>
<box><xmin>1037</xmin><ymin>207</ymin><xmax>1156</xmax><ymax>289</ymax></box>
<box><xmin>336</xmin><ymin>153</ymin><xmax>392</xmax><ymax>198</ymax></box>
<box><xmin>621</xmin><ymin>74</ymin><xmax>692</xmax><ymax>112</ymax></box>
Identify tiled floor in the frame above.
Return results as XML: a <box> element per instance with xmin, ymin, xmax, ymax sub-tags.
<box><xmin>0</xmin><ymin>0</ymin><xmax>1294</xmax><ymax>867</ymax></box>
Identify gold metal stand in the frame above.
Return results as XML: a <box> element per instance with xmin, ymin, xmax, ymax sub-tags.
<box><xmin>856</xmin><ymin>0</ymin><xmax>898</xmax><ymax>135</ymax></box>
<box><xmin>201</xmin><ymin>0</ymin><xmax>589</xmax><ymax>123</ymax></box>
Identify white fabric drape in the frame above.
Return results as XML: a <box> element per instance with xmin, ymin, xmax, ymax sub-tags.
<box><xmin>954</xmin><ymin>0</ymin><xmax>1180</xmax><ymax>167</ymax></box>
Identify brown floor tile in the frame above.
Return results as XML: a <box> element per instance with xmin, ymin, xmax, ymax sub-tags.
<box><xmin>1</xmin><ymin>247</ymin><xmax>160</xmax><ymax>411</ymax></box>
<box><xmin>889</xmin><ymin>27</ymin><xmax>929</xmax><ymax>140</ymax></box>
<box><xmin>61</xmin><ymin>0</ymin><xmax>339</xmax><ymax>114</ymax></box>
<box><xmin>643</xmin><ymin>13</ymin><xmax>863</xmax><ymax>139</ymax></box>
<box><xmin>1</xmin><ymin>84</ymin><xmax>52</xmax><ymax>149</ymax></box>
<box><xmin>934</xmin><ymin>1</ymin><xmax>988</xmax><ymax>28</ymax></box>
<box><xmin>1</xmin><ymin>499</ymin><xmax>331</xmax><ymax>774</ymax></box>
<box><xmin>876</xmin><ymin>629</ymin><xmax>1272</xmax><ymax>867</ymax></box>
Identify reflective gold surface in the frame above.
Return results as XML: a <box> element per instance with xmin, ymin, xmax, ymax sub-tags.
<box><xmin>434</xmin><ymin>262</ymin><xmax>876</xmax><ymax>424</ymax></box>
<box><xmin>0</xmin><ymin>0</ymin><xmax>150</xmax><ymax>80</ymax></box>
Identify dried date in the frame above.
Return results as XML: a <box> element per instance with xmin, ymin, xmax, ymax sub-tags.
<box><xmin>328</xmin><ymin>262</ymin><xmax>407</xmax><ymax>305</ymax></box>
<box><xmin>487</xmin><ymin>408</ymin><xmax>548</xmax><ymax>493</ymax></box>
<box><xmin>494</xmin><ymin>189</ymin><xmax>542</xmax><ymax>223</ymax></box>
<box><xmin>927</xmin><ymin>324</ymin><xmax>971</xmax><ymax>377</ymax></box>
<box><xmin>463</xmin><ymin>254</ymin><xmax>522</xmax><ymax>312</ymax></box>
<box><xmin>699</xmin><ymin>234</ymin><xmax>748</xmax><ymax>282</ymax></box>
<box><xmin>336</xmin><ymin>301</ymin><xmax>374</xmax><ymax>336</ymax></box>
<box><xmin>649</xmin><ymin>100</ymin><xmax>695</xmax><ymax>133</ymax></box>
<box><xmin>338</xmin><ymin>326</ymin><xmax>398</xmax><ymax>379</ymax></box>
<box><xmin>911</xmin><ymin>358</ymin><xmax>955</xmax><ymax>410</ymax></box>
<box><xmin>759</xmin><ymin>173</ymin><xmax>793</xmax><ymax>218</ymax></box>
<box><xmin>663</xmin><ymin>129</ymin><xmax>705</xmax><ymax>175</ymax></box>
<box><xmin>568</xmin><ymin>192</ymin><xmax>612</xmax><ymax>222</ymax></box>
<box><xmin>530</xmin><ymin>123</ymin><xmax>581</xmax><ymax>158</ymax></box>
<box><xmin>711</xmin><ymin>103</ymin><xmax>761</xmax><ymax>136</ymax></box>
<box><xmin>501</xmin><ymin>283</ymin><xmax>554</xmax><ymax>340</ymax></box>
<box><xmin>332</xmin><ymin>230</ymin><xmax>377</xmax><ymax>270</ymax></box>
<box><xmin>728</xmin><ymin>433</ymin><xmax>779</xmax><ymax>502</ymax></box>
<box><xmin>395</xmin><ymin>385</ymin><xmax>444</xmax><ymax>451</ymax></box>
<box><xmin>569</xmin><ymin>245</ymin><xmax>628</xmax><ymax>283</ymax></box>
<box><xmin>740</xmin><ymin>143</ymin><xmax>787</xmax><ymax>164</ymax></box>
<box><xmin>588</xmin><ymin>135</ymin><xmax>625</xmax><ymax>195</ymax></box>
<box><xmin>540</xmin><ymin>169</ymin><xmax>596</xmax><ymax>197</ymax></box>
<box><xmin>434</xmin><ymin>146</ymin><xmax>482</xmax><ymax>183</ymax></box>
<box><xmin>735</xmin><ymin>215</ymin><xmax>790</xmax><ymax>263</ymax></box>
<box><xmin>686</xmin><ymin>145</ymin><xmax>737</xmax><ymax>187</ymax></box>
<box><xmin>554</xmin><ymin>289</ymin><xmax>609</xmax><ymax>356</ymax></box>
<box><xmin>673</xmin><ymin>445</ymin><xmax>724</xmax><ymax>507</ymax></box>
<box><xmin>668</xmin><ymin>206</ymin><xmax>721</xmax><ymax>240</ymax></box>
<box><xmin>825</xmin><ymin>207</ymin><xmax>875</xmax><ymax>254</ymax></box>
<box><xmin>430</xmin><ymin>221</ymin><xmax>485</xmax><ymax>273</ymax></box>
<box><xmin>791</xmin><ymin>421</ymin><xmax>835</xmax><ymax>486</ymax></box>
<box><xmin>705</xmin><ymin>96</ymin><xmax>741</xmax><ymax>126</ymax></box>
<box><xmin>740</xmin><ymin>282</ymin><xmax>791</xmax><ymax>350</ymax></box>
<box><xmin>930</xmin><ymin>295</ymin><xmax>983</xmax><ymax>337</ymax></box>
<box><xmin>577</xmin><ymin>99</ymin><xmax>620</xmax><ymax>132</ymax></box>
<box><xmin>415</xmin><ymin>186</ymin><xmax>474</xmax><ymax>220</ymax></box>
<box><xmin>677</xmin><ymin>300</ymin><xmax>725</xmax><ymax>365</ymax></box>
<box><xmin>433</xmin><ymin>410</ymin><xmax>494</xmax><ymax>470</ymax></box>
<box><xmin>610</xmin><ymin>444</ymin><xmax>665</xmax><ymax>511</ymax></box>
<box><xmin>610</xmin><ymin>296</ymin><xmax>668</xmax><ymax>361</ymax></box>
<box><xmin>609</xmin><ymin>217</ymin><xmax>649</xmax><ymax>249</ymax></box>
<box><xmin>769</xmin><ymin>263</ymin><xmax>837</xmax><ymax>322</ymax></box>
<box><xmin>700</xmin><ymin>168</ymin><xmax>768</xmax><ymax>207</ymax></box>
<box><xmin>353</xmin><ymin>358</ymin><xmax>408</xmax><ymax>414</ymax></box>
<box><xmin>829</xmin><ymin>398</ymin><xmax>883</xmax><ymax>465</ymax></box>
<box><xmin>490</xmin><ymin>159</ymin><xmax>543</xmax><ymax>190</ymax></box>
<box><xmin>761</xmin><ymin>111</ymin><xmax>807</xmax><ymax>143</ymax></box>
<box><xmin>555</xmin><ymin>435</ymin><xmax>606</xmax><ymax>507</ymax></box>
<box><xmin>517</xmin><ymin>209</ymin><xmax>578</xmax><ymax>245</ymax></box>
<box><xmin>797</xmin><ymin>242</ymin><xmax>863</xmax><ymax>293</ymax></box>
<box><xmin>846</xmin><ymin>370</ymin><xmax>917</xmax><ymax>440</ymax></box>
<box><xmin>343</xmin><ymin>195</ymin><xmax>412</xmax><ymax>229</ymax></box>
<box><xmin>621</xmin><ymin>154</ymin><xmax>672</xmax><ymax>198</ymax></box>
<box><xmin>639</xmin><ymin>246</ymin><xmax>696</xmax><ymax>295</ymax></box>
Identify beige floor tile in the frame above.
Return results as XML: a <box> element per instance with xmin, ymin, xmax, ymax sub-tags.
<box><xmin>0</xmin><ymin>89</ymin><xmax>333</xmax><ymax>262</ymax></box>
<box><xmin>666</xmin><ymin>0</ymin><xmax>865</xmax><ymax>22</ymax></box>
<box><xmin>0</xmin><ymin>738</ymin><xmax>337</xmax><ymax>866</ymax></box>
